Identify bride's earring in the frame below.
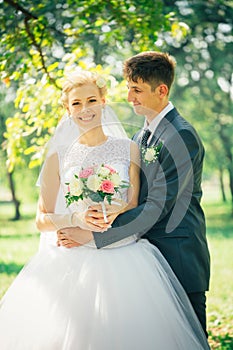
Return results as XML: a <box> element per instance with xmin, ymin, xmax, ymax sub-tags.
<box><xmin>68</xmin><ymin>114</ymin><xmax>72</xmax><ymax>125</ymax></box>
<box><xmin>66</xmin><ymin>108</ymin><xmax>72</xmax><ymax>125</ymax></box>
<box><xmin>102</xmin><ymin>106</ymin><xmax>106</xmax><ymax>121</ymax></box>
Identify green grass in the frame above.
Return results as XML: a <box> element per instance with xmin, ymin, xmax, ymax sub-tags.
<box><xmin>0</xmin><ymin>203</ymin><xmax>40</xmax><ymax>297</ymax></box>
<box><xmin>0</xmin><ymin>200</ymin><xmax>233</xmax><ymax>349</ymax></box>
<box><xmin>203</xmin><ymin>201</ymin><xmax>233</xmax><ymax>349</ymax></box>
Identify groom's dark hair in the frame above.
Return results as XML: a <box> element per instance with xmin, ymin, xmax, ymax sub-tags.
<box><xmin>123</xmin><ymin>51</ymin><xmax>176</xmax><ymax>93</ymax></box>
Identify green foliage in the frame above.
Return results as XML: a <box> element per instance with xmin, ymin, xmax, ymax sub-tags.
<box><xmin>2</xmin><ymin>0</ymin><xmax>233</xmax><ymax>210</ymax></box>
<box><xmin>164</xmin><ymin>0</ymin><xmax>233</xmax><ymax>207</ymax></box>
<box><xmin>1</xmin><ymin>0</ymin><xmax>173</xmax><ymax>77</ymax></box>
<box><xmin>0</xmin><ymin>0</ymin><xmax>190</xmax><ymax>171</ymax></box>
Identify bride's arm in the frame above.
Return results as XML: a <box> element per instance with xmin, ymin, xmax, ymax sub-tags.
<box><xmin>35</xmin><ymin>152</ymin><xmax>83</xmax><ymax>231</ymax></box>
<box><xmin>36</xmin><ymin>152</ymin><xmax>106</xmax><ymax>232</ymax></box>
<box><xmin>36</xmin><ymin>153</ymin><xmax>73</xmax><ymax>231</ymax></box>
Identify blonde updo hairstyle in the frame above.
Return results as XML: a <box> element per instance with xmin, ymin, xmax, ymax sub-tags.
<box><xmin>61</xmin><ymin>71</ymin><xmax>107</xmax><ymax>107</ymax></box>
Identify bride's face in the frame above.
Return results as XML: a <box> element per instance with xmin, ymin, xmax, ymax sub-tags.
<box><xmin>67</xmin><ymin>83</ymin><xmax>105</xmax><ymax>130</ymax></box>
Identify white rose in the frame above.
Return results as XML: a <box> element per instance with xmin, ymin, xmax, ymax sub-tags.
<box><xmin>97</xmin><ymin>166</ymin><xmax>110</xmax><ymax>177</ymax></box>
<box><xmin>110</xmin><ymin>173</ymin><xmax>121</xmax><ymax>187</ymax></box>
<box><xmin>145</xmin><ymin>148</ymin><xmax>156</xmax><ymax>162</ymax></box>
<box><xmin>69</xmin><ymin>177</ymin><xmax>83</xmax><ymax>196</ymax></box>
<box><xmin>86</xmin><ymin>175</ymin><xmax>101</xmax><ymax>192</ymax></box>
<box><xmin>96</xmin><ymin>77</ymin><xmax>106</xmax><ymax>88</ymax></box>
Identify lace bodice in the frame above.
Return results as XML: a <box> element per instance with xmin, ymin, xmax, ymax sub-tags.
<box><xmin>60</xmin><ymin>136</ymin><xmax>130</xmax><ymax>200</ymax></box>
<box><xmin>55</xmin><ymin>136</ymin><xmax>136</xmax><ymax>249</ymax></box>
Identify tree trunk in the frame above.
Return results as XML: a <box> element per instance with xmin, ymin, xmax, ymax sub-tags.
<box><xmin>227</xmin><ymin>166</ymin><xmax>233</xmax><ymax>217</ymax></box>
<box><xmin>219</xmin><ymin>167</ymin><xmax>227</xmax><ymax>203</ymax></box>
<box><xmin>7</xmin><ymin>170</ymin><xmax>21</xmax><ymax>220</ymax></box>
<box><xmin>218</xmin><ymin>125</ymin><xmax>233</xmax><ymax>216</ymax></box>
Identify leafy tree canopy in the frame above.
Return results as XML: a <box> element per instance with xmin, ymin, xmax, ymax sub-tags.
<box><xmin>1</xmin><ymin>0</ymin><xmax>187</xmax><ymax>170</ymax></box>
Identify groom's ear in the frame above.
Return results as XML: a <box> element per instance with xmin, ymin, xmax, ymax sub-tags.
<box><xmin>156</xmin><ymin>84</ymin><xmax>169</xmax><ymax>98</ymax></box>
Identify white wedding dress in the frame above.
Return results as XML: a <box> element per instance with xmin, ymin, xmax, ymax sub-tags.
<box><xmin>0</xmin><ymin>136</ymin><xmax>209</xmax><ymax>350</ymax></box>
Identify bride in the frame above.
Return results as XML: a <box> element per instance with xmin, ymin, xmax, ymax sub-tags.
<box><xmin>0</xmin><ymin>71</ymin><xmax>210</xmax><ymax>349</ymax></box>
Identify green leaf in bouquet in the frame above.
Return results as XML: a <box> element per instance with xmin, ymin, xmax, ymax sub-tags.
<box><xmin>88</xmin><ymin>192</ymin><xmax>104</xmax><ymax>203</ymax></box>
<box><xmin>106</xmin><ymin>194</ymin><xmax>113</xmax><ymax>205</ymax></box>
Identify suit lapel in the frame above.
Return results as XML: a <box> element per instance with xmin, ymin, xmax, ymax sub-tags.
<box><xmin>148</xmin><ymin>108</ymin><xmax>178</xmax><ymax>147</ymax></box>
<box><xmin>148</xmin><ymin>120</ymin><xmax>167</xmax><ymax>147</ymax></box>
<box><xmin>134</xmin><ymin>119</ymin><xmax>168</xmax><ymax>147</ymax></box>
<box><xmin>134</xmin><ymin>107</ymin><xmax>179</xmax><ymax>148</ymax></box>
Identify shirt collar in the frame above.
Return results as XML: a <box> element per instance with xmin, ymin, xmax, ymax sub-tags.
<box><xmin>143</xmin><ymin>101</ymin><xmax>174</xmax><ymax>134</ymax></box>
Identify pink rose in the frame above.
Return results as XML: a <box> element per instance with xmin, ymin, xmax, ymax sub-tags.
<box><xmin>100</xmin><ymin>180</ymin><xmax>115</xmax><ymax>194</ymax></box>
<box><xmin>79</xmin><ymin>167</ymin><xmax>94</xmax><ymax>178</ymax></box>
<box><xmin>104</xmin><ymin>164</ymin><xmax>116</xmax><ymax>174</ymax></box>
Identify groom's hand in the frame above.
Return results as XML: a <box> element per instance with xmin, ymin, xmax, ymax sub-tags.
<box><xmin>57</xmin><ymin>227</ymin><xmax>94</xmax><ymax>248</ymax></box>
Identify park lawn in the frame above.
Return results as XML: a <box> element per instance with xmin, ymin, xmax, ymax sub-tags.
<box><xmin>0</xmin><ymin>203</ymin><xmax>40</xmax><ymax>297</ymax></box>
<box><xmin>0</xmin><ymin>200</ymin><xmax>233</xmax><ymax>349</ymax></box>
<box><xmin>203</xmin><ymin>201</ymin><xmax>233</xmax><ymax>349</ymax></box>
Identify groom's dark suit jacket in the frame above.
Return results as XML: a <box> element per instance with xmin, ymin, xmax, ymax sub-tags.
<box><xmin>94</xmin><ymin>108</ymin><xmax>210</xmax><ymax>294</ymax></box>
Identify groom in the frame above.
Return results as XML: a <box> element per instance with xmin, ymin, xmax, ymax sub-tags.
<box><xmin>58</xmin><ymin>51</ymin><xmax>210</xmax><ymax>336</ymax></box>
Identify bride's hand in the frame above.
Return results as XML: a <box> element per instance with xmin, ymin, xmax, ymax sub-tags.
<box><xmin>72</xmin><ymin>211</ymin><xmax>109</xmax><ymax>232</ymax></box>
<box><xmin>86</xmin><ymin>199</ymin><xmax>127</xmax><ymax>227</ymax></box>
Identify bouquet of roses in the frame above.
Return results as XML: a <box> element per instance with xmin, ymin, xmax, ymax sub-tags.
<box><xmin>65</xmin><ymin>164</ymin><xmax>129</xmax><ymax>222</ymax></box>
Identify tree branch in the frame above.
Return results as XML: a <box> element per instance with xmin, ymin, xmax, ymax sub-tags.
<box><xmin>4</xmin><ymin>0</ymin><xmax>38</xmax><ymax>20</ymax></box>
<box><xmin>4</xmin><ymin>0</ymin><xmax>68</xmax><ymax>38</ymax></box>
<box><xmin>24</xmin><ymin>17</ymin><xmax>59</xmax><ymax>88</ymax></box>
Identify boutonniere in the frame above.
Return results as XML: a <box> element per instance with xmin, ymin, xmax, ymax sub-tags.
<box><xmin>141</xmin><ymin>141</ymin><xmax>163</xmax><ymax>165</ymax></box>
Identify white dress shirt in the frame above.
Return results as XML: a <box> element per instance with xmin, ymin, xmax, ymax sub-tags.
<box><xmin>143</xmin><ymin>101</ymin><xmax>174</xmax><ymax>144</ymax></box>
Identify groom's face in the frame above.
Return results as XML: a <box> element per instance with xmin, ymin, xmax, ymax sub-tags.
<box><xmin>127</xmin><ymin>79</ymin><xmax>162</xmax><ymax>120</ymax></box>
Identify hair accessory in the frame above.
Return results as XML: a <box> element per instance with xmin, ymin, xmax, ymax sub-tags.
<box><xmin>96</xmin><ymin>76</ymin><xmax>106</xmax><ymax>88</ymax></box>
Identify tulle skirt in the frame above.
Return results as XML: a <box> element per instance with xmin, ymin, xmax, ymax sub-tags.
<box><xmin>0</xmin><ymin>239</ymin><xmax>209</xmax><ymax>350</ymax></box>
